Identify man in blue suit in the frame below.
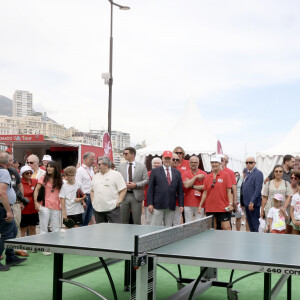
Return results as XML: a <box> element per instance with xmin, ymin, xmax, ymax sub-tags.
<box><xmin>147</xmin><ymin>151</ymin><xmax>184</xmax><ymax>227</ymax></box>
<box><xmin>241</xmin><ymin>157</ymin><xmax>264</xmax><ymax>232</ymax></box>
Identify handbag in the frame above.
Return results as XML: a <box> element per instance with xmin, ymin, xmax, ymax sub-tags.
<box><xmin>37</xmin><ymin>185</ymin><xmax>45</xmax><ymax>206</ymax></box>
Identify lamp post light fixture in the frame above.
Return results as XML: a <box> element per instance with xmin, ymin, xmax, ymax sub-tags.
<box><xmin>105</xmin><ymin>0</ymin><xmax>130</xmax><ymax>137</ymax></box>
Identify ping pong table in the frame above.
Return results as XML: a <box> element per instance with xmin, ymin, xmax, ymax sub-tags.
<box><xmin>5</xmin><ymin>216</ymin><xmax>300</xmax><ymax>300</ymax></box>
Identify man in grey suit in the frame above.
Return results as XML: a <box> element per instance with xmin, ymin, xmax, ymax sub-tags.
<box><xmin>118</xmin><ymin>147</ymin><xmax>148</xmax><ymax>224</ymax></box>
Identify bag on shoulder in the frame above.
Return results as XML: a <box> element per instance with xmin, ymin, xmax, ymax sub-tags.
<box><xmin>36</xmin><ymin>185</ymin><xmax>45</xmax><ymax>206</ymax></box>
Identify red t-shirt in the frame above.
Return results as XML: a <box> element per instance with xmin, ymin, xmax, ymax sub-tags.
<box><xmin>144</xmin><ymin>171</ymin><xmax>151</xmax><ymax>207</ymax></box>
<box><xmin>176</xmin><ymin>159</ymin><xmax>191</xmax><ymax>176</ymax></box>
<box><xmin>203</xmin><ymin>170</ymin><xmax>232</xmax><ymax>212</ymax></box>
<box><xmin>223</xmin><ymin>167</ymin><xmax>237</xmax><ymax>185</ymax></box>
<box><xmin>21</xmin><ymin>178</ymin><xmax>38</xmax><ymax>215</ymax></box>
<box><xmin>182</xmin><ymin>169</ymin><xmax>207</xmax><ymax>207</ymax></box>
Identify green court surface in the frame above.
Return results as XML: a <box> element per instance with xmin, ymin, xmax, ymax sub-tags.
<box><xmin>1</xmin><ymin>252</ymin><xmax>299</xmax><ymax>299</ymax></box>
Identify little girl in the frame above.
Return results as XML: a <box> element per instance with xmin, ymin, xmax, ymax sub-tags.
<box><xmin>266</xmin><ymin>193</ymin><xmax>288</xmax><ymax>234</ymax></box>
<box><xmin>290</xmin><ymin>181</ymin><xmax>300</xmax><ymax>235</ymax></box>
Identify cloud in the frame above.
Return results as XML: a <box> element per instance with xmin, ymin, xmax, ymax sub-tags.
<box><xmin>1</xmin><ymin>0</ymin><xmax>300</xmax><ymax>157</ymax></box>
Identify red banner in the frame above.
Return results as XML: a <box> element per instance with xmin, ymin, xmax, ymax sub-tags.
<box><xmin>103</xmin><ymin>132</ymin><xmax>114</xmax><ymax>162</ymax></box>
<box><xmin>0</xmin><ymin>135</ymin><xmax>45</xmax><ymax>142</ymax></box>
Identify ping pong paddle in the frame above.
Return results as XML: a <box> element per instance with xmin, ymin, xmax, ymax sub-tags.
<box><xmin>76</xmin><ymin>189</ymin><xmax>85</xmax><ymax>198</ymax></box>
<box><xmin>63</xmin><ymin>218</ymin><xmax>75</xmax><ymax>228</ymax></box>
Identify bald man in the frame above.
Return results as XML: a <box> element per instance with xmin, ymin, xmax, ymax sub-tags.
<box><xmin>241</xmin><ymin>157</ymin><xmax>264</xmax><ymax>232</ymax></box>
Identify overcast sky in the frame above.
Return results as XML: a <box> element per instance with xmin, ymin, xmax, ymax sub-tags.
<box><xmin>1</xmin><ymin>0</ymin><xmax>300</xmax><ymax>158</ymax></box>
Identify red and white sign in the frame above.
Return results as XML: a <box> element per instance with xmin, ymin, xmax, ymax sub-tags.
<box><xmin>217</xmin><ymin>140</ymin><xmax>223</xmax><ymax>154</ymax></box>
<box><xmin>103</xmin><ymin>132</ymin><xmax>113</xmax><ymax>162</ymax></box>
<box><xmin>0</xmin><ymin>135</ymin><xmax>45</xmax><ymax>142</ymax></box>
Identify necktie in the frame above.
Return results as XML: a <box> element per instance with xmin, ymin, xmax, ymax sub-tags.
<box><xmin>166</xmin><ymin>168</ymin><xmax>171</xmax><ymax>185</ymax></box>
<box><xmin>128</xmin><ymin>163</ymin><xmax>133</xmax><ymax>182</ymax></box>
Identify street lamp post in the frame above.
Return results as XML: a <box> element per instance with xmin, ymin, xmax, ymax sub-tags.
<box><xmin>106</xmin><ymin>0</ymin><xmax>130</xmax><ymax>137</ymax></box>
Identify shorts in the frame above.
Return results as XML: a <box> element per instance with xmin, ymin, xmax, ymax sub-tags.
<box><xmin>20</xmin><ymin>213</ymin><xmax>39</xmax><ymax>227</ymax></box>
<box><xmin>206</xmin><ymin>212</ymin><xmax>231</xmax><ymax>223</ymax></box>
<box><xmin>68</xmin><ymin>213</ymin><xmax>83</xmax><ymax>226</ymax></box>
<box><xmin>290</xmin><ymin>220</ymin><xmax>300</xmax><ymax>231</ymax></box>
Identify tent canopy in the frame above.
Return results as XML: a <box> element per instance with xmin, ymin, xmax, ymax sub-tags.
<box><xmin>136</xmin><ymin>100</ymin><xmax>243</xmax><ymax>172</ymax></box>
<box><xmin>257</xmin><ymin>120</ymin><xmax>300</xmax><ymax>178</ymax></box>
<box><xmin>137</xmin><ymin>100</ymin><xmax>217</xmax><ymax>156</ymax></box>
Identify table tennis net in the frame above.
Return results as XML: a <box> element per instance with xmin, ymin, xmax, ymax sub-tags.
<box><xmin>136</xmin><ymin>215</ymin><xmax>213</xmax><ymax>253</ymax></box>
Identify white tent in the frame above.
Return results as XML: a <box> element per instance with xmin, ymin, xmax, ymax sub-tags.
<box><xmin>136</xmin><ymin>100</ymin><xmax>243</xmax><ymax>172</ymax></box>
<box><xmin>256</xmin><ymin>120</ymin><xmax>300</xmax><ymax>178</ymax></box>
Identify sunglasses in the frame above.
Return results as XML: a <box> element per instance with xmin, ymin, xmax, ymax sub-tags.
<box><xmin>23</xmin><ymin>172</ymin><xmax>33</xmax><ymax>176</ymax></box>
<box><xmin>172</xmin><ymin>158</ymin><xmax>180</xmax><ymax>162</ymax></box>
<box><xmin>291</xmin><ymin>176</ymin><xmax>297</xmax><ymax>180</ymax></box>
<box><xmin>274</xmin><ymin>170</ymin><xmax>283</xmax><ymax>173</ymax></box>
<box><xmin>245</xmin><ymin>161</ymin><xmax>254</xmax><ymax>164</ymax></box>
<box><xmin>175</xmin><ymin>152</ymin><xmax>183</xmax><ymax>155</ymax></box>
<box><xmin>211</xmin><ymin>179</ymin><xmax>216</xmax><ymax>188</ymax></box>
<box><xmin>27</xmin><ymin>161</ymin><xmax>35</xmax><ymax>164</ymax></box>
<box><xmin>123</xmin><ymin>152</ymin><xmax>130</xmax><ymax>155</ymax></box>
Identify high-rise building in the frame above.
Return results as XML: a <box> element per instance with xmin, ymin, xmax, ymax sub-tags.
<box><xmin>90</xmin><ymin>129</ymin><xmax>130</xmax><ymax>153</ymax></box>
<box><xmin>13</xmin><ymin>90</ymin><xmax>33</xmax><ymax>117</ymax></box>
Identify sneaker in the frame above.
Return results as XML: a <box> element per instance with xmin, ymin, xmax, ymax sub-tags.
<box><xmin>6</xmin><ymin>256</ymin><xmax>27</xmax><ymax>266</ymax></box>
<box><xmin>15</xmin><ymin>250</ymin><xmax>29</xmax><ymax>257</ymax></box>
<box><xmin>42</xmin><ymin>252</ymin><xmax>52</xmax><ymax>256</ymax></box>
<box><xmin>0</xmin><ymin>263</ymin><xmax>10</xmax><ymax>271</ymax></box>
<box><xmin>241</xmin><ymin>221</ymin><xmax>245</xmax><ymax>225</ymax></box>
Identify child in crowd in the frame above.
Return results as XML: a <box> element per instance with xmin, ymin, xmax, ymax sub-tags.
<box><xmin>290</xmin><ymin>181</ymin><xmax>300</xmax><ymax>235</ymax></box>
<box><xmin>266</xmin><ymin>193</ymin><xmax>288</xmax><ymax>234</ymax></box>
<box><xmin>59</xmin><ymin>166</ymin><xmax>86</xmax><ymax>229</ymax></box>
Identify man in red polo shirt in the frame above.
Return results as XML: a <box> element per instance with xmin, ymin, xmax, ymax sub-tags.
<box><xmin>182</xmin><ymin>156</ymin><xmax>207</xmax><ymax>222</ymax></box>
<box><xmin>199</xmin><ymin>155</ymin><xmax>233</xmax><ymax>230</ymax></box>
<box><xmin>220</xmin><ymin>154</ymin><xmax>237</xmax><ymax>211</ymax></box>
<box><xmin>171</xmin><ymin>153</ymin><xmax>182</xmax><ymax>226</ymax></box>
<box><xmin>173</xmin><ymin>146</ymin><xmax>190</xmax><ymax>175</ymax></box>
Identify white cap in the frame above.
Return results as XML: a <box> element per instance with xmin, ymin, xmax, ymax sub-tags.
<box><xmin>20</xmin><ymin>166</ymin><xmax>34</xmax><ymax>176</ymax></box>
<box><xmin>42</xmin><ymin>155</ymin><xmax>52</xmax><ymax>161</ymax></box>
<box><xmin>210</xmin><ymin>155</ymin><xmax>222</xmax><ymax>163</ymax></box>
<box><xmin>273</xmin><ymin>194</ymin><xmax>284</xmax><ymax>201</ymax></box>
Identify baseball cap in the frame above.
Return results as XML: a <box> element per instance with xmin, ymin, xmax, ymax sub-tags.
<box><xmin>20</xmin><ymin>166</ymin><xmax>34</xmax><ymax>176</ymax></box>
<box><xmin>273</xmin><ymin>194</ymin><xmax>284</xmax><ymax>201</ymax></box>
<box><xmin>210</xmin><ymin>155</ymin><xmax>222</xmax><ymax>163</ymax></box>
<box><xmin>42</xmin><ymin>155</ymin><xmax>52</xmax><ymax>161</ymax></box>
<box><xmin>162</xmin><ymin>151</ymin><xmax>172</xmax><ymax>158</ymax></box>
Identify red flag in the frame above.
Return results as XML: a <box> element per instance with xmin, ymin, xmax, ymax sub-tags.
<box><xmin>217</xmin><ymin>140</ymin><xmax>223</xmax><ymax>155</ymax></box>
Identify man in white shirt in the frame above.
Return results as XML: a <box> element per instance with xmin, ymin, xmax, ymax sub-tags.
<box><xmin>75</xmin><ymin>152</ymin><xmax>95</xmax><ymax>226</ymax></box>
<box><xmin>26</xmin><ymin>155</ymin><xmax>46</xmax><ymax>180</ymax></box>
<box><xmin>91</xmin><ymin>157</ymin><xmax>127</xmax><ymax>223</ymax></box>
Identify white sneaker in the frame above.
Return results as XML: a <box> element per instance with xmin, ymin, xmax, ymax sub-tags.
<box><xmin>42</xmin><ymin>252</ymin><xmax>51</xmax><ymax>256</ymax></box>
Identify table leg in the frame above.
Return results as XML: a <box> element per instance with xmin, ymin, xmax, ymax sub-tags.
<box><xmin>287</xmin><ymin>275</ymin><xmax>292</xmax><ymax>300</ymax></box>
<box><xmin>124</xmin><ymin>260</ymin><xmax>131</xmax><ymax>291</ymax></box>
<box><xmin>53</xmin><ymin>253</ymin><xmax>64</xmax><ymax>300</ymax></box>
<box><xmin>264</xmin><ymin>273</ymin><xmax>271</xmax><ymax>300</ymax></box>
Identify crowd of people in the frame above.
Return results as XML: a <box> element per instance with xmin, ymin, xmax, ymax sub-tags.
<box><xmin>0</xmin><ymin>147</ymin><xmax>299</xmax><ymax>272</ymax></box>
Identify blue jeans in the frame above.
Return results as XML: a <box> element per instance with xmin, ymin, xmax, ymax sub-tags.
<box><xmin>0</xmin><ymin>207</ymin><xmax>18</xmax><ymax>258</ymax></box>
<box><xmin>82</xmin><ymin>194</ymin><xmax>94</xmax><ymax>226</ymax></box>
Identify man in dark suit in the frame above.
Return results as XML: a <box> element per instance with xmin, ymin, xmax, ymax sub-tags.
<box><xmin>241</xmin><ymin>157</ymin><xmax>264</xmax><ymax>232</ymax></box>
<box><xmin>147</xmin><ymin>151</ymin><xmax>184</xmax><ymax>227</ymax></box>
